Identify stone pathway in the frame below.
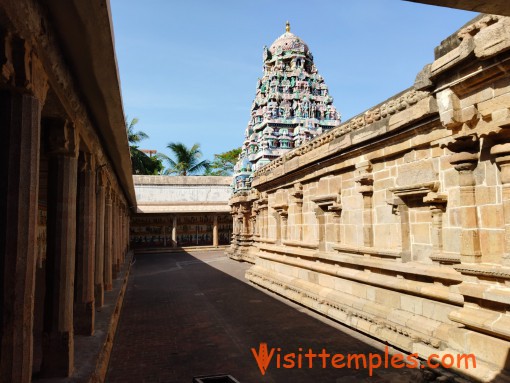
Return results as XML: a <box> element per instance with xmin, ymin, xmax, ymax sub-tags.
<box><xmin>105</xmin><ymin>250</ymin><xmax>425</xmax><ymax>383</ymax></box>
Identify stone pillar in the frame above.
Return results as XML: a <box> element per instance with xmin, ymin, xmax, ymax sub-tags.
<box><xmin>291</xmin><ymin>183</ymin><xmax>304</xmax><ymax>241</ymax></box>
<box><xmin>446</xmin><ymin>135</ymin><xmax>481</xmax><ymax>263</ymax></box>
<box><xmin>74</xmin><ymin>151</ymin><xmax>96</xmax><ymax>335</ymax></box>
<box><xmin>424</xmin><ymin>192</ymin><xmax>448</xmax><ymax>260</ymax></box>
<box><xmin>114</xmin><ymin>198</ymin><xmax>120</xmax><ymax>275</ymax></box>
<box><xmin>264</xmin><ymin>208</ymin><xmax>269</xmax><ymax>238</ymax></box>
<box><xmin>274</xmin><ymin>206</ymin><xmax>288</xmax><ymax>241</ymax></box>
<box><xmin>331</xmin><ymin>208</ymin><xmax>343</xmax><ymax>244</ymax></box>
<box><xmin>389</xmin><ymin>198</ymin><xmax>411</xmax><ymax>262</ymax></box>
<box><xmin>94</xmin><ymin>169</ymin><xmax>106</xmax><ymax>307</ymax></box>
<box><xmin>491</xmin><ymin>143</ymin><xmax>510</xmax><ymax>266</ymax></box>
<box><xmin>355</xmin><ymin>161</ymin><xmax>374</xmax><ymax>247</ymax></box>
<box><xmin>104</xmin><ymin>185</ymin><xmax>113</xmax><ymax>291</ymax></box>
<box><xmin>41</xmin><ymin>118</ymin><xmax>79</xmax><ymax>377</ymax></box>
<box><xmin>111</xmin><ymin>196</ymin><xmax>118</xmax><ymax>279</ymax></box>
<box><xmin>0</xmin><ymin>38</ymin><xmax>48</xmax><ymax>381</ymax></box>
<box><xmin>281</xmin><ymin>212</ymin><xmax>288</xmax><ymax>241</ymax></box>
<box><xmin>172</xmin><ymin>215</ymin><xmax>177</xmax><ymax>247</ymax></box>
<box><xmin>213</xmin><ymin>215</ymin><xmax>219</xmax><ymax>246</ymax></box>
<box><xmin>314</xmin><ymin>208</ymin><xmax>326</xmax><ymax>251</ymax></box>
<box><xmin>252</xmin><ymin>207</ymin><xmax>259</xmax><ymax>237</ymax></box>
<box><xmin>123</xmin><ymin>208</ymin><xmax>127</xmax><ymax>253</ymax></box>
<box><xmin>242</xmin><ymin>213</ymin><xmax>248</xmax><ymax>235</ymax></box>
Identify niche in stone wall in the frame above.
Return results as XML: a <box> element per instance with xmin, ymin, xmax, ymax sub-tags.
<box><xmin>389</xmin><ymin>181</ymin><xmax>440</xmax><ymax>263</ymax></box>
<box><xmin>390</xmin><ymin>156</ymin><xmax>440</xmax><ymax>263</ymax></box>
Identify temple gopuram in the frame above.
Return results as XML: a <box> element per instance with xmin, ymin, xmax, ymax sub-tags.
<box><xmin>232</xmin><ymin>22</ymin><xmax>341</xmax><ymax>193</ymax></box>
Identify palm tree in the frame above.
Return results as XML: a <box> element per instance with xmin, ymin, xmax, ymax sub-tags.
<box><xmin>126</xmin><ymin>117</ymin><xmax>148</xmax><ymax>145</ymax></box>
<box><xmin>125</xmin><ymin>116</ymin><xmax>163</xmax><ymax>175</ymax></box>
<box><xmin>158</xmin><ymin>142</ymin><xmax>209</xmax><ymax>176</ymax></box>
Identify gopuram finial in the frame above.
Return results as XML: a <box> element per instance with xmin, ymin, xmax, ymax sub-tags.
<box><xmin>286</xmin><ymin>21</ymin><xmax>290</xmax><ymax>32</ymax></box>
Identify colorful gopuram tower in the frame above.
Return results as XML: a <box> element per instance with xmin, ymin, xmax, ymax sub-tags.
<box><xmin>232</xmin><ymin>22</ymin><xmax>341</xmax><ymax>193</ymax></box>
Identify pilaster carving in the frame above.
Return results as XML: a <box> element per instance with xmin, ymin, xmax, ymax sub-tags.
<box><xmin>355</xmin><ymin>161</ymin><xmax>374</xmax><ymax>247</ymax></box>
<box><xmin>443</xmin><ymin>134</ymin><xmax>481</xmax><ymax>263</ymax></box>
<box><xmin>491</xmin><ymin>142</ymin><xmax>510</xmax><ymax>266</ymax></box>
<box><xmin>424</xmin><ymin>192</ymin><xmax>449</xmax><ymax>263</ymax></box>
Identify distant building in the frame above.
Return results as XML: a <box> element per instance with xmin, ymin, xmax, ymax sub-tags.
<box><xmin>232</xmin><ymin>22</ymin><xmax>341</xmax><ymax>193</ymax></box>
<box><xmin>140</xmin><ymin>149</ymin><xmax>158</xmax><ymax>157</ymax></box>
<box><xmin>131</xmin><ymin>176</ymin><xmax>232</xmax><ymax>248</ymax></box>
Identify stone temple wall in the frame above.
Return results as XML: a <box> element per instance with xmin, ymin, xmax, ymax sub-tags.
<box><xmin>227</xmin><ymin>14</ymin><xmax>510</xmax><ymax>382</ymax></box>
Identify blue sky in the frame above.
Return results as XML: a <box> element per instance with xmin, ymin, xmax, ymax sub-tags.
<box><xmin>110</xmin><ymin>0</ymin><xmax>476</xmax><ymax>163</ymax></box>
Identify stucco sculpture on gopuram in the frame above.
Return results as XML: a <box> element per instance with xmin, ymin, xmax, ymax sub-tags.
<box><xmin>231</xmin><ymin>22</ymin><xmax>341</xmax><ymax>193</ymax></box>
<box><xmin>228</xmin><ymin>14</ymin><xmax>510</xmax><ymax>382</ymax></box>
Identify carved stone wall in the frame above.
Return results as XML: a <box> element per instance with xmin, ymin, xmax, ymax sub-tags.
<box><xmin>228</xmin><ymin>14</ymin><xmax>510</xmax><ymax>382</ymax></box>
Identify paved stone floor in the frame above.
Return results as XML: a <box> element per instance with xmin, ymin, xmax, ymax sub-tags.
<box><xmin>105</xmin><ymin>250</ymin><xmax>425</xmax><ymax>383</ymax></box>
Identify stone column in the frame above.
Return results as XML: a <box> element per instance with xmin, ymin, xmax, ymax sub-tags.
<box><xmin>252</xmin><ymin>207</ymin><xmax>259</xmax><ymax>237</ymax></box>
<box><xmin>291</xmin><ymin>183</ymin><xmax>303</xmax><ymax>241</ymax></box>
<box><xmin>172</xmin><ymin>215</ymin><xmax>177</xmax><ymax>247</ymax></box>
<box><xmin>446</xmin><ymin>135</ymin><xmax>481</xmax><ymax>263</ymax></box>
<box><xmin>94</xmin><ymin>168</ymin><xmax>106</xmax><ymax>307</ymax></box>
<box><xmin>213</xmin><ymin>215</ymin><xmax>219</xmax><ymax>246</ymax></box>
<box><xmin>355</xmin><ymin>161</ymin><xmax>374</xmax><ymax>247</ymax></box>
<box><xmin>314</xmin><ymin>208</ymin><xmax>326</xmax><ymax>251</ymax></box>
<box><xmin>264</xmin><ymin>207</ymin><xmax>269</xmax><ymax>238</ymax></box>
<box><xmin>388</xmin><ymin>198</ymin><xmax>411</xmax><ymax>262</ymax></box>
<box><xmin>104</xmin><ymin>185</ymin><xmax>113</xmax><ymax>290</ymax></box>
<box><xmin>74</xmin><ymin>151</ymin><xmax>96</xmax><ymax>335</ymax></box>
<box><xmin>491</xmin><ymin>143</ymin><xmax>510</xmax><ymax>266</ymax></box>
<box><xmin>41</xmin><ymin>118</ymin><xmax>79</xmax><ymax>377</ymax></box>
<box><xmin>331</xmin><ymin>207</ymin><xmax>343</xmax><ymax>244</ymax></box>
<box><xmin>424</xmin><ymin>192</ymin><xmax>448</xmax><ymax>260</ymax></box>
<box><xmin>241</xmin><ymin>211</ymin><xmax>249</xmax><ymax>235</ymax></box>
<box><xmin>0</xmin><ymin>37</ymin><xmax>48</xmax><ymax>382</ymax></box>
<box><xmin>114</xmin><ymin>198</ymin><xmax>120</xmax><ymax>275</ymax></box>
<box><xmin>112</xmin><ymin>195</ymin><xmax>119</xmax><ymax>279</ymax></box>
<box><xmin>274</xmin><ymin>206</ymin><xmax>288</xmax><ymax>241</ymax></box>
<box><xmin>124</xmin><ymin>208</ymin><xmax>128</xmax><ymax>253</ymax></box>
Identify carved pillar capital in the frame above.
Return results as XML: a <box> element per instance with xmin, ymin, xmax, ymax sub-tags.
<box><xmin>355</xmin><ymin>160</ymin><xmax>373</xmax><ymax>195</ymax></box>
<box><xmin>45</xmin><ymin>118</ymin><xmax>79</xmax><ymax>158</ymax></box>
<box><xmin>491</xmin><ymin>143</ymin><xmax>510</xmax><ymax>184</ymax></box>
<box><xmin>105</xmin><ymin>184</ymin><xmax>113</xmax><ymax>204</ymax></box>
<box><xmin>79</xmin><ymin>151</ymin><xmax>95</xmax><ymax>173</ymax></box>
<box><xmin>96</xmin><ymin>166</ymin><xmax>108</xmax><ymax>189</ymax></box>
<box><xmin>444</xmin><ymin>134</ymin><xmax>480</xmax><ymax>172</ymax></box>
<box><xmin>1</xmin><ymin>33</ymin><xmax>49</xmax><ymax>103</ymax></box>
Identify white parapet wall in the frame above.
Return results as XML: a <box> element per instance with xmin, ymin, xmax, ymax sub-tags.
<box><xmin>133</xmin><ymin>175</ymin><xmax>232</xmax><ymax>213</ymax></box>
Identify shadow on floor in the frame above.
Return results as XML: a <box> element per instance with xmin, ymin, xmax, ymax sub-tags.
<box><xmin>105</xmin><ymin>250</ymin><xmax>431</xmax><ymax>383</ymax></box>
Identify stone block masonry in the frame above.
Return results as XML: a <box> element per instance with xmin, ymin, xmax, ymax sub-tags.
<box><xmin>228</xmin><ymin>14</ymin><xmax>510</xmax><ymax>383</ymax></box>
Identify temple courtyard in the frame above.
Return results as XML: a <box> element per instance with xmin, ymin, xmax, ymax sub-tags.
<box><xmin>105</xmin><ymin>250</ymin><xmax>431</xmax><ymax>383</ymax></box>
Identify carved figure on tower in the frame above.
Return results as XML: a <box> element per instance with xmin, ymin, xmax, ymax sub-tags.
<box><xmin>233</xmin><ymin>22</ymin><xmax>341</xmax><ymax>193</ymax></box>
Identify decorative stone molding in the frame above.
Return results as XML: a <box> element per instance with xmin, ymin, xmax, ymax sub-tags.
<box><xmin>247</xmin><ymin>266</ymin><xmax>444</xmax><ymax>349</ymax></box>
<box><xmin>457</xmin><ymin>15</ymin><xmax>500</xmax><ymax>41</ymax></box>
<box><xmin>453</xmin><ymin>264</ymin><xmax>510</xmax><ymax>280</ymax></box>
<box><xmin>390</xmin><ymin>181</ymin><xmax>439</xmax><ymax>199</ymax></box>
<box><xmin>311</xmin><ymin>193</ymin><xmax>342</xmax><ymax>214</ymax></box>
<box><xmin>253</xmin><ymin>89</ymin><xmax>430</xmax><ymax>177</ymax></box>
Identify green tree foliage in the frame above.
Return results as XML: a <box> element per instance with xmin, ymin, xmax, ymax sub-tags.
<box><xmin>205</xmin><ymin>147</ymin><xmax>242</xmax><ymax>176</ymax></box>
<box><xmin>126</xmin><ymin>116</ymin><xmax>163</xmax><ymax>175</ymax></box>
<box><xmin>158</xmin><ymin>142</ymin><xmax>209</xmax><ymax>176</ymax></box>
